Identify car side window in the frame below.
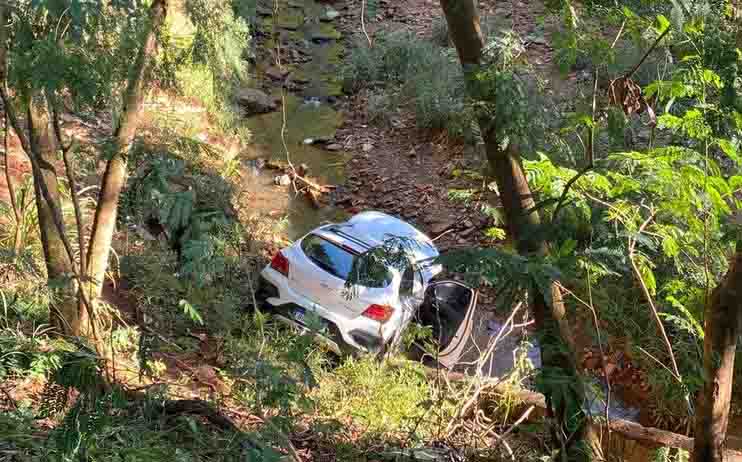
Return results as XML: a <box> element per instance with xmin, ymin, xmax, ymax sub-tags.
<box><xmin>400</xmin><ymin>264</ymin><xmax>422</xmax><ymax>298</ymax></box>
<box><xmin>400</xmin><ymin>266</ymin><xmax>414</xmax><ymax>297</ymax></box>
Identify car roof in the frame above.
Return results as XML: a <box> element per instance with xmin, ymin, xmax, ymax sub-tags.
<box><xmin>317</xmin><ymin>211</ymin><xmax>439</xmax><ymax>263</ymax></box>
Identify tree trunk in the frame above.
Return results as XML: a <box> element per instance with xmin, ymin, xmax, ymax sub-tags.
<box><xmin>84</xmin><ymin>0</ymin><xmax>168</xmax><ymax>300</ymax></box>
<box><xmin>691</xmin><ymin>248</ymin><xmax>742</xmax><ymax>462</ymax></box>
<box><xmin>27</xmin><ymin>99</ymin><xmax>79</xmax><ymax>333</ymax></box>
<box><xmin>440</xmin><ymin>1</ymin><xmax>588</xmax><ymax>459</ymax></box>
<box><xmin>2</xmin><ymin>111</ymin><xmax>22</xmax><ymax>254</ymax></box>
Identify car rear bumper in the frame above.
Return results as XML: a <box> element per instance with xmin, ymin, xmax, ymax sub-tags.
<box><xmin>258</xmin><ymin>271</ymin><xmax>386</xmax><ymax>354</ymax></box>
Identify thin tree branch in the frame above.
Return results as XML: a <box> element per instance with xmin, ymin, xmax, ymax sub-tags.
<box><xmin>551</xmin><ymin>164</ymin><xmax>594</xmax><ymax>223</ymax></box>
<box><xmin>496</xmin><ymin>405</ymin><xmax>536</xmax><ymax>443</ymax></box>
<box><xmin>3</xmin><ymin>107</ymin><xmax>22</xmax><ymax>253</ymax></box>
<box><xmin>586</xmin><ymin>259</ymin><xmax>611</xmax><ymax>447</ymax></box>
<box><xmin>51</xmin><ymin>105</ymin><xmax>86</xmax><ymax>273</ymax></box>
<box><xmin>587</xmin><ymin>67</ymin><xmax>599</xmax><ymax>166</ymax></box>
<box><xmin>627</xmin><ymin>210</ymin><xmax>684</xmax><ymax>392</ymax></box>
<box><xmin>636</xmin><ymin>346</ymin><xmax>681</xmax><ymax>383</ymax></box>
<box><xmin>361</xmin><ymin>0</ymin><xmax>373</xmax><ymax>47</ymax></box>
<box><xmin>625</xmin><ymin>25</ymin><xmax>671</xmax><ymax>80</ymax></box>
<box><xmin>610</xmin><ymin>20</ymin><xmax>626</xmax><ymax>50</ymax></box>
<box><xmin>49</xmin><ymin>104</ymin><xmax>100</xmax><ymax>339</ymax></box>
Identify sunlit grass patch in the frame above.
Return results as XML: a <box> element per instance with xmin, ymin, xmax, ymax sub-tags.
<box><xmin>312</xmin><ymin>356</ymin><xmax>454</xmax><ymax>438</ymax></box>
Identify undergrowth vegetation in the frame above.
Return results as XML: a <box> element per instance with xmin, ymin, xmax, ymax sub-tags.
<box><xmin>342</xmin><ymin>30</ymin><xmax>474</xmax><ymax>138</ymax></box>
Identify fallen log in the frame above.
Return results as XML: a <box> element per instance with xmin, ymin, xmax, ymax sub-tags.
<box><xmin>286</xmin><ymin>166</ymin><xmax>334</xmax><ymax>209</ymax></box>
<box><xmin>416</xmin><ymin>364</ymin><xmax>742</xmax><ymax>459</ymax></box>
<box><xmin>289</xmin><ymin>171</ymin><xmax>330</xmax><ymax>194</ymax></box>
<box><xmin>161</xmin><ymin>399</ymin><xmax>244</xmax><ymax>435</ymax></box>
<box><xmin>264</xmin><ymin>159</ymin><xmax>289</xmax><ymax>170</ymax></box>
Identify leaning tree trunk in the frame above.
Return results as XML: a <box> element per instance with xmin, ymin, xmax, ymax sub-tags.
<box><xmin>439</xmin><ymin>1</ymin><xmax>589</xmax><ymax>459</ymax></box>
<box><xmin>27</xmin><ymin>98</ymin><xmax>80</xmax><ymax>333</ymax></box>
<box><xmin>691</xmin><ymin>247</ymin><xmax>742</xmax><ymax>462</ymax></box>
<box><xmin>85</xmin><ymin>0</ymin><xmax>168</xmax><ymax>301</ymax></box>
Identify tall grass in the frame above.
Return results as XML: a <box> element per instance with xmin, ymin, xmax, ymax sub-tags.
<box><xmin>312</xmin><ymin>356</ymin><xmax>455</xmax><ymax>438</ymax></box>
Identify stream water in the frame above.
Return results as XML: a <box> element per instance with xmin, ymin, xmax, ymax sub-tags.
<box><xmin>243</xmin><ymin>0</ymin><xmax>348</xmax><ymax>240</ymax></box>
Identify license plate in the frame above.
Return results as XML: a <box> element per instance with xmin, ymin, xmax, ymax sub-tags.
<box><xmin>292</xmin><ymin>307</ymin><xmax>329</xmax><ymax>334</ymax></box>
<box><xmin>293</xmin><ymin>307</ymin><xmax>306</xmax><ymax>324</ymax></box>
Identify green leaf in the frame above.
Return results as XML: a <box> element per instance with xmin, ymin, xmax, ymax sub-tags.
<box><xmin>484</xmin><ymin>227</ymin><xmax>507</xmax><ymax>241</ymax></box>
<box><xmin>559</xmin><ymin>239</ymin><xmax>577</xmax><ymax>258</ymax></box>
<box><xmin>665</xmin><ymin>296</ymin><xmax>704</xmax><ymax>340</ymax></box>
<box><xmin>709</xmin><ymin>176</ymin><xmax>732</xmax><ymax>197</ymax></box>
<box><xmin>664</xmin><ymin>97</ymin><xmax>676</xmax><ymax>114</ymax></box>
<box><xmin>718</xmin><ymin>139</ymin><xmax>740</xmax><ymax>165</ymax></box>
<box><xmin>637</xmin><ymin>259</ymin><xmax>657</xmax><ymax>296</ymax></box>
<box><xmin>683</xmin><ymin>16</ymin><xmax>704</xmax><ymax>35</ymax></box>
<box><xmin>733</xmin><ymin>111</ymin><xmax>742</xmax><ymax>130</ymax></box>
<box><xmin>730</xmin><ymin>175</ymin><xmax>742</xmax><ymax>190</ymax></box>
<box><xmin>662</xmin><ymin>236</ymin><xmax>680</xmax><ymax>258</ymax></box>
<box><xmin>658</xmin><ymin>114</ymin><xmax>682</xmax><ymax>130</ymax></box>
<box><xmin>707</xmin><ymin>186</ymin><xmax>730</xmax><ymax>214</ymax></box>
<box><xmin>179</xmin><ymin>299</ymin><xmax>204</xmax><ymax>325</ymax></box>
<box><xmin>576</xmin><ymin>113</ymin><xmax>594</xmax><ymax>128</ymax></box>
<box><xmin>656</xmin><ymin>14</ymin><xmax>671</xmax><ymax>34</ymax></box>
<box><xmin>701</xmin><ymin>69</ymin><xmax>723</xmax><ymax>89</ymax></box>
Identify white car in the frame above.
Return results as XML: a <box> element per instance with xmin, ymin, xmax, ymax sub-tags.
<box><xmin>258</xmin><ymin>211</ymin><xmax>475</xmax><ymax>357</ymax></box>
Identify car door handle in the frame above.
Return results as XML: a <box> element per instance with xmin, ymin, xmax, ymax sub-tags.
<box><xmin>319</xmin><ymin>282</ymin><xmax>330</xmax><ymax>289</ymax></box>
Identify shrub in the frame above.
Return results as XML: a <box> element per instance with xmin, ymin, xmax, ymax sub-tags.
<box><xmin>430</xmin><ymin>18</ymin><xmax>450</xmax><ymax>47</ymax></box>
<box><xmin>342</xmin><ymin>31</ymin><xmax>474</xmax><ymax>138</ymax></box>
<box><xmin>366</xmin><ymin>91</ymin><xmax>395</xmax><ymax>126</ymax></box>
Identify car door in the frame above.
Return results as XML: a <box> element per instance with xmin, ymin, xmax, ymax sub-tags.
<box><xmin>399</xmin><ymin>264</ymin><xmax>425</xmax><ymax>318</ymax></box>
<box><xmin>383</xmin><ymin>264</ymin><xmax>426</xmax><ymax>349</ymax></box>
<box><xmin>410</xmin><ymin>281</ymin><xmax>477</xmax><ymax>370</ymax></box>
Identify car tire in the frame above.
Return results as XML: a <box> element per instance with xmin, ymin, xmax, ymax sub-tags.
<box><xmin>326</xmin><ymin>325</ymin><xmax>359</xmax><ymax>360</ymax></box>
<box><xmin>252</xmin><ymin>275</ymin><xmax>278</xmax><ymax>310</ymax></box>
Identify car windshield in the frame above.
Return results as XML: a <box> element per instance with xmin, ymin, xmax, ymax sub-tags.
<box><xmin>301</xmin><ymin>234</ymin><xmax>392</xmax><ymax>288</ymax></box>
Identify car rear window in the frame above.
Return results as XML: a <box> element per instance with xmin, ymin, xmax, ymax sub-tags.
<box><xmin>300</xmin><ymin>234</ymin><xmax>392</xmax><ymax>288</ymax></box>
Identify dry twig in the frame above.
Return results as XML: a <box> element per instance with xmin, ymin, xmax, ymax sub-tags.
<box><xmin>361</xmin><ymin>0</ymin><xmax>373</xmax><ymax>47</ymax></box>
